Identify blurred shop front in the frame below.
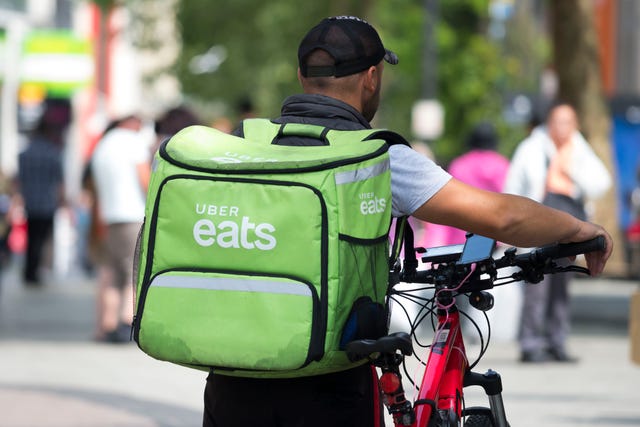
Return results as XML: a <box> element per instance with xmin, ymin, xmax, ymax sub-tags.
<box><xmin>611</xmin><ymin>96</ymin><xmax>640</xmax><ymax>278</ymax></box>
<box><xmin>0</xmin><ymin>1</ymin><xmax>142</xmax><ymax>277</ymax></box>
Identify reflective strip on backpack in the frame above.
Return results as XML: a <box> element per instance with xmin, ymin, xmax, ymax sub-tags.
<box><xmin>150</xmin><ymin>274</ymin><xmax>312</xmax><ymax>296</ymax></box>
<box><xmin>334</xmin><ymin>158</ymin><xmax>390</xmax><ymax>185</ymax></box>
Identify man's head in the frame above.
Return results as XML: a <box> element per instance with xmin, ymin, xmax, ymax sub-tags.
<box><xmin>467</xmin><ymin>121</ymin><xmax>498</xmax><ymax>151</ymax></box>
<box><xmin>117</xmin><ymin>115</ymin><xmax>143</xmax><ymax>132</ymax></box>
<box><xmin>297</xmin><ymin>16</ymin><xmax>398</xmax><ymax>121</ymax></box>
<box><xmin>546</xmin><ymin>102</ymin><xmax>578</xmax><ymax>147</ymax></box>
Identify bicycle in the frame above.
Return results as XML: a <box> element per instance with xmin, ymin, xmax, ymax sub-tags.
<box><xmin>346</xmin><ymin>228</ymin><xmax>606</xmax><ymax>427</ymax></box>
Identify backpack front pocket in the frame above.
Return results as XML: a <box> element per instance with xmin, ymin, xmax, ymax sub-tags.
<box><xmin>137</xmin><ymin>270</ymin><xmax>322</xmax><ymax>371</ymax></box>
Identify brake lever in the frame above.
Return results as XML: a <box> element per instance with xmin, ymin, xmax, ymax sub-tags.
<box><xmin>553</xmin><ymin>265</ymin><xmax>591</xmax><ymax>276</ymax></box>
<box><xmin>511</xmin><ymin>262</ymin><xmax>590</xmax><ymax>284</ymax></box>
<box><xmin>514</xmin><ymin>270</ymin><xmax>544</xmax><ymax>284</ymax></box>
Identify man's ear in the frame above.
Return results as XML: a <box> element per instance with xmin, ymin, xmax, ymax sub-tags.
<box><xmin>363</xmin><ymin>66</ymin><xmax>378</xmax><ymax>93</ymax></box>
<box><xmin>297</xmin><ymin>68</ymin><xmax>303</xmax><ymax>84</ymax></box>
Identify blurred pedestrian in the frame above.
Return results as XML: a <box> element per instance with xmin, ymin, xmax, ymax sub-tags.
<box><xmin>505</xmin><ymin>102</ymin><xmax>611</xmax><ymax>363</ymax></box>
<box><xmin>17</xmin><ymin>100</ymin><xmax>68</xmax><ymax>286</ymax></box>
<box><xmin>236</xmin><ymin>96</ymin><xmax>256</xmax><ymax>121</ymax></box>
<box><xmin>416</xmin><ymin>122</ymin><xmax>514</xmax><ymax>341</ymax></box>
<box><xmin>426</xmin><ymin>122</ymin><xmax>510</xmax><ymax>247</ymax></box>
<box><xmin>153</xmin><ymin>105</ymin><xmax>201</xmax><ymax>157</ymax></box>
<box><xmin>0</xmin><ymin>173</ymin><xmax>14</xmax><ymax>281</ymax></box>
<box><xmin>90</xmin><ymin>114</ymin><xmax>151</xmax><ymax>342</ymax></box>
<box><xmin>211</xmin><ymin>116</ymin><xmax>233</xmax><ymax>133</ymax></box>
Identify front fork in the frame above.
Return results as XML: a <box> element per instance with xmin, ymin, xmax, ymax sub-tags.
<box><xmin>463</xmin><ymin>369</ymin><xmax>509</xmax><ymax>427</ymax></box>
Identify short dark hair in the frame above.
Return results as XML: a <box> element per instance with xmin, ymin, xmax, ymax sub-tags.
<box><xmin>467</xmin><ymin>122</ymin><xmax>498</xmax><ymax>150</ymax></box>
<box><xmin>154</xmin><ymin>106</ymin><xmax>200</xmax><ymax>136</ymax></box>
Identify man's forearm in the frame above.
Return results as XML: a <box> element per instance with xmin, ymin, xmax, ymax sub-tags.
<box><xmin>413</xmin><ymin>179</ymin><xmax>587</xmax><ymax>248</ymax></box>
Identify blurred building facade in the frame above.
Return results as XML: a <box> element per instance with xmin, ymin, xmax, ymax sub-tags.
<box><xmin>598</xmin><ymin>0</ymin><xmax>640</xmax><ymax>276</ymax></box>
<box><xmin>0</xmin><ymin>0</ymin><xmax>180</xmax><ymax>194</ymax></box>
<box><xmin>0</xmin><ymin>0</ymin><xmax>180</xmax><ymax>277</ymax></box>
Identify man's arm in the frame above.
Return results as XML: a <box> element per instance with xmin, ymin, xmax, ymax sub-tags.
<box><xmin>412</xmin><ymin>178</ymin><xmax>613</xmax><ymax>275</ymax></box>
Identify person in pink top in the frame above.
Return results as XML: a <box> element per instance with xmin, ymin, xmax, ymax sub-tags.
<box><xmin>415</xmin><ymin>122</ymin><xmax>510</xmax><ymax>247</ymax></box>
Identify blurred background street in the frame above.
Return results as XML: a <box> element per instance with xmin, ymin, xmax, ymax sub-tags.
<box><xmin>0</xmin><ymin>1</ymin><xmax>639</xmax><ymax>426</ymax></box>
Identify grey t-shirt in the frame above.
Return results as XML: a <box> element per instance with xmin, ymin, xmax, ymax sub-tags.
<box><xmin>388</xmin><ymin>144</ymin><xmax>452</xmax><ymax>217</ymax></box>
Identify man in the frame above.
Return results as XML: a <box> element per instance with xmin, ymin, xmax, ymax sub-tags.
<box><xmin>17</xmin><ymin>101</ymin><xmax>68</xmax><ymax>285</ymax></box>
<box><xmin>203</xmin><ymin>16</ymin><xmax>612</xmax><ymax>426</ymax></box>
<box><xmin>91</xmin><ymin>114</ymin><xmax>151</xmax><ymax>342</ymax></box>
<box><xmin>505</xmin><ymin>103</ymin><xmax>611</xmax><ymax>363</ymax></box>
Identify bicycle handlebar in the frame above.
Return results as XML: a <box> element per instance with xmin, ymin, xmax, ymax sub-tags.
<box><xmin>495</xmin><ymin>236</ymin><xmax>606</xmax><ymax>269</ymax></box>
<box><xmin>401</xmin><ymin>236</ymin><xmax>607</xmax><ymax>287</ymax></box>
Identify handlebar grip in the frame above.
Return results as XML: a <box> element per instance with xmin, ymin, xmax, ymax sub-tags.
<box><xmin>535</xmin><ymin>236</ymin><xmax>606</xmax><ymax>261</ymax></box>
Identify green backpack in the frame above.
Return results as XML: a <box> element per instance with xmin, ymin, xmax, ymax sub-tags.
<box><xmin>133</xmin><ymin>119</ymin><xmax>407</xmax><ymax>378</ymax></box>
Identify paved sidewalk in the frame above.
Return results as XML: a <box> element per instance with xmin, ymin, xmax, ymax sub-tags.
<box><xmin>0</xmin><ymin>263</ymin><xmax>638</xmax><ymax>427</ymax></box>
<box><xmin>0</xmin><ymin>266</ymin><xmax>205</xmax><ymax>427</ymax></box>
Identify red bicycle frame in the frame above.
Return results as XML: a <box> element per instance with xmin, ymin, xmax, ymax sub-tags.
<box><xmin>377</xmin><ymin>300</ymin><xmax>507</xmax><ymax>427</ymax></box>
<box><xmin>413</xmin><ymin>308</ymin><xmax>467</xmax><ymax>426</ymax></box>
<box><xmin>378</xmin><ymin>305</ymin><xmax>467</xmax><ymax>427</ymax></box>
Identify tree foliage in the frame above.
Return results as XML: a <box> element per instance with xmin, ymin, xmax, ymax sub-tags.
<box><xmin>172</xmin><ymin>0</ymin><xmax>546</xmax><ymax>162</ymax></box>
<box><xmin>175</xmin><ymin>2</ymin><xmax>332</xmax><ymax>120</ymax></box>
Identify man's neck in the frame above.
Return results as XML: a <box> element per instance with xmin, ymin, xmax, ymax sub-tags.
<box><xmin>307</xmin><ymin>90</ymin><xmax>361</xmax><ymax>112</ymax></box>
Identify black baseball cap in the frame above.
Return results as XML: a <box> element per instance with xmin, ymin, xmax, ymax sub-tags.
<box><xmin>298</xmin><ymin>16</ymin><xmax>399</xmax><ymax>78</ymax></box>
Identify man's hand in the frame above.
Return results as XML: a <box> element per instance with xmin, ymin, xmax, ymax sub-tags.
<box><xmin>569</xmin><ymin>223</ymin><xmax>613</xmax><ymax>276</ymax></box>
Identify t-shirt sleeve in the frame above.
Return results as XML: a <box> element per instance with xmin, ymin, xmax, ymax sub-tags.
<box><xmin>389</xmin><ymin>144</ymin><xmax>451</xmax><ymax>217</ymax></box>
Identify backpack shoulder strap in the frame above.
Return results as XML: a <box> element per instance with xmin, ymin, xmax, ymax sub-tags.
<box><xmin>242</xmin><ymin>119</ymin><xmax>412</xmax><ymax>149</ymax></box>
<box><xmin>366</xmin><ymin>130</ymin><xmax>412</xmax><ymax>148</ymax></box>
<box><xmin>369</xmin><ymin>131</ymin><xmax>413</xmax><ymax>288</ymax></box>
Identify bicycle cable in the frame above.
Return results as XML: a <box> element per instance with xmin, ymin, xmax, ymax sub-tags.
<box><xmin>458</xmin><ymin>304</ymin><xmax>491</xmax><ymax>371</ymax></box>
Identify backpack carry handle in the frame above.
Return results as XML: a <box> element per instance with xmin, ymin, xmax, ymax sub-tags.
<box><xmin>275</xmin><ymin>123</ymin><xmax>331</xmax><ymax>145</ymax></box>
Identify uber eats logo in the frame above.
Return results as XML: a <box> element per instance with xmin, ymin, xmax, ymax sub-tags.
<box><xmin>359</xmin><ymin>192</ymin><xmax>387</xmax><ymax>215</ymax></box>
<box><xmin>192</xmin><ymin>204</ymin><xmax>276</xmax><ymax>250</ymax></box>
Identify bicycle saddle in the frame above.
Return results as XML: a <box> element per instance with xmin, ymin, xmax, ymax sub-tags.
<box><xmin>345</xmin><ymin>332</ymin><xmax>414</xmax><ymax>361</ymax></box>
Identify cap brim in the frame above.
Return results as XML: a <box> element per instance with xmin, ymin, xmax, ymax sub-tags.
<box><xmin>384</xmin><ymin>49</ymin><xmax>399</xmax><ymax>65</ymax></box>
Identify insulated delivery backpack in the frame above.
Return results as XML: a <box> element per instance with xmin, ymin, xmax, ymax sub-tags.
<box><xmin>133</xmin><ymin>119</ymin><xmax>407</xmax><ymax>378</ymax></box>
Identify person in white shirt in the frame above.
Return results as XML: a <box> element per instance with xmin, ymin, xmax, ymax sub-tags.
<box><xmin>505</xmin><ymin>102</ymin><xmax>611</xmax><ymax>363</ymax></box>
<box><xmin>91</xmin><ymin>114</ymin><xmax>150</xmax><ymax>342</ymax></box>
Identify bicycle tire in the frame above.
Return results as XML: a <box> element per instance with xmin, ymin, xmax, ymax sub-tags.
<box><xmin>464</xmin><ymin>413</ymin><xmax>511</xmax><ymax>427</ymax></box>
<box><xmin>464</xmin><ymin>413</ymin><xmax>493</xmax><ymax>427</ymax></box>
